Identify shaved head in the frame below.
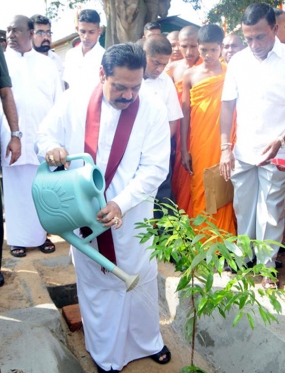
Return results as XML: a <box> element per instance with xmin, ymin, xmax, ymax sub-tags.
<box><xmin>167</xmin><ymin>30</ymin><xmax>182</xmax><ymax>62</ymax></box>
<box><xmin>222</xmin><ymin>34</ymin><xmax>244</xmax><ymax>63</ymax></box>
<box><xmin>178</xmin><ymin>25</ymin><xmax>199</xmax><ymax>67</ymax></box>
<box><xmin>167</xmin><ymin>30</ymin><xmax>179</xmax><ymax>41</ymax></box>
<box><xmin>179</xmin><ymin>25</ymin><xmax>199</xmax><ymax>39</ymax></box>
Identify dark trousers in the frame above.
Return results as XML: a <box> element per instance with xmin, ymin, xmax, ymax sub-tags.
<box><xmin>154</xmin><ymin>160</ymin><xmax>176</xmax><ymax>220</ymax></box>
<box><xmin>0</xmin><ymin>183</ymin><xmax>3</xmax><ymax>269</ymax></box>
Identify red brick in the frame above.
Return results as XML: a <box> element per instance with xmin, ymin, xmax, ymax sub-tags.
<box><xmin>62</xmin><ymin>304</ymin><xmax>82</xmax><ymax>332</ymax></box>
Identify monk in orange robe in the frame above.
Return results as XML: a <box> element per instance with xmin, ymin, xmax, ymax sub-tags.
<box><xmin>165</xmin><ymin>30</ymin><xmax>183</xmax><ymax>75</ymax></box>
<box><xmin>181</xmin><ymin>24</ymin><xmax>236</xmax><ymax>235</ymax></box>
<box><xmin>167</xmin><ymin>26</ymin><xmax>202</xmax><ymax>214</ymax></box>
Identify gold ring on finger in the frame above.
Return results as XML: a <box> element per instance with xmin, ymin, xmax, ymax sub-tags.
<box><xmin>113</xmin><ymin>216</ymin><xmax>120</xmax><ymax>225</ymax></box>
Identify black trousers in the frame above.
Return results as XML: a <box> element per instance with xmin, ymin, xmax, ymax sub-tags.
<box><xmin>0</xmin><ymin>183</ymin><xmax>3</xmax><ymax>269</ymax></box>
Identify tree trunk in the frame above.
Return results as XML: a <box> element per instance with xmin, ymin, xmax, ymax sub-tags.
<box><xmin>103</xmin><ymin>0</ymin><xmax>171</xmax><ymax>47</ymax></box>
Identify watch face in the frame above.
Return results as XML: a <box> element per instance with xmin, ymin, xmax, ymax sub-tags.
<box><xmin>11</xmin><ymin>131</ymin><xmax>22</xmax><ymax>138</ymax></box>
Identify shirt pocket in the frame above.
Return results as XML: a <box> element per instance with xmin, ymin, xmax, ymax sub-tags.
<box><xmin>265</xmin><ymin>80</ymin><xmax>285</xmax><ymax>105</ymax></box>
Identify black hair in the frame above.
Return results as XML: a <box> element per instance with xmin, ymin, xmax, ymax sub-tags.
<box><xmin>273</xmin><ymin>7</ymin><xmax>285</xmax><ymax>18</ymax></box>
<box><xmin>78</xmin><ymin>9</ymin><xmax>100</xmax><ymax>24</ymax></box>
<box><xmin>144</xmin><ymin>22</ymin><xmax>161</xmax><ymax>33</ymax></box>
<box><xmin>102</xmin><ymin>42</ymin><xmax>146</xmax><ymax>77</ymax></box>
<box><xmin>242</xmin><ymin>3</ymin><xmax>276</xmax><ymax>28</ymax></box>
<box><xmin>30</xmin><ymin>14</ymin><xmax>51</xmax><ymax>27</ymax></box>
<box><xmin>197</xmin><ymin>24</ymin><xmax>224</xmax><ymax>45</ymax></box>
<box><xmin>136</xmin><ymin>38</ymin><xmax>145</xmax><ymax>48</ymax></box>
<box><xmin>143</xmin><ymin>34</ymin><xmax>172</xmax><ymax>56</ymax></box>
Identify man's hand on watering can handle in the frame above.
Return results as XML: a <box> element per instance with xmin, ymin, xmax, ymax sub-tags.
<box><xmin>97</xmin><ymin>201</ymin><xmax>123</xmax><ymax>230</ymax></box>
<box><xmin>46</xmin><ymin>147</ymin><xmax>70</xmax><ymax>169</ymax></box>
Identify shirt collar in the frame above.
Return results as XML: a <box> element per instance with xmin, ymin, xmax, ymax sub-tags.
<box><xmin>264</xmin><ymin>36</ymin><xmax>283</xmax><ymax>59</ymax></box>
<box><xmin>7</xmin><ymin>46</ymin><xmax>35</xmax><ymax>58</ymax></box>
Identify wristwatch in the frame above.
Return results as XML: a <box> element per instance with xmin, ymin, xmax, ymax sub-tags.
<box><xmin>278</xmin><ymin>135</ymin><xmax>285</xmax><ymax>148</ymax></box>
<box><xmin>11</xmin><ymin>131</ymin><xmax>23</xmax><ymax>139</ymax></box>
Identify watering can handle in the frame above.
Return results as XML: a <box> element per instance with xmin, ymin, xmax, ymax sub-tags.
<box><xmin>66</xmin><ymin>153</ymin><xmax>95</xmax><ymax>166</ymax></box>
<box><xmin>66</xmin><ymin>153</ymin><xmax>107</xmax><ymax>227</ymax></box>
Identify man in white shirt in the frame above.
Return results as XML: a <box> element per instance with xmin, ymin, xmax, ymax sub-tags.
<box><xmin>222</xmin><ymin>34</ymin><xmax>244</xmax><ymax>63</ymax></box>
<box><xmin>63</xmin><ymin>9</ymin><xmax>105</xmax><ymax>90</ymax></box>
<box><xmin>30</xmin><ymin>14</ymin><xmax>64</xmax><ymax>89</ymax></box>
<box><xmin>141</xmin><ymin>34</ymin><xmax>183</xmax><ymax>217</ymax></box>
<box><xmin>142</xmin><ymin>21</ymin><xmax>161</xmax><ymax>39</ymax></box>
<box><xmin>36</xmin><ymin>42</ymin><xmax>171</xmax><ymax>372</ymax></box>
<box><xmin>220</xmin><ymin>3</ymin><xmax>285</xmax><ymax>288</ymax></box>
<box><xmin>274</xmin><ymin>7</ymin><xmax>285</xmax><ymax>43</ymax></box>
<box><xmin>2</xmin><ymin>15</ymin><xmax>62</xmax><ymax>258</ymax></box>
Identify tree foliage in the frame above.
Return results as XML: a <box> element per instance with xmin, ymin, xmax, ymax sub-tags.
<box><xmin>136</xmin><ymin>200</ymin><xmax>284</xmax><ymax>372</ymax></box>
<box><xmin>183</xmin><ymin>0</ymin><xmax>283</xmax><ymax>33</ymax></box>
<box><xmin>208</xmin><ymin>0</ymin><xmax>282</xmax><ymax>33</ymax></box>
<box><xmin>45</xmin><ymin>0</ymin><xmax>91</xmax><ymax>19</ymax></box>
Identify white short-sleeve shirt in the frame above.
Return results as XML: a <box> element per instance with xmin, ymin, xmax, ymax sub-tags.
<box><xmin>141</xmin><ymin>71</ymin><xmax>183</xmax><ymax>122</ymax></box>
<box><xmin>63</xmin><ymin>41</ymin><xmax>105</xmax><ymax>90</ymax></box>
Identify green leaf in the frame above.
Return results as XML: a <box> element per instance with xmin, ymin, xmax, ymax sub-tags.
<box><xmin>224</xmin><ymin>240</ymin><xmax>243</xmax><ymax>256</ymax></box>
<box><xmin>259</xmin><ymin>307</ymin><xmax>269</xmax><ymax>325</ymax></box>
<box><xmin>180</xmin><ymin>365</ymin><xmax>208</xmax><ymax>373</ymax></box>
<box><xmin>247</xmin><ymin>313</ymin><xmax>255</xmax><ymax>329</ymax></box>
<box><xmin>217</xmin><ymin>306</ymin><xmax>226</xmax><ymax>318</ymax></box>
<box><xmin>177</xmin><ymin>274</ymin><xmax>191</xmax><ymax>291</ymax></box>
<box><xmin>190</xmin><ymin>251</ymin><xmax>207</xmax><ymax>270</ymax></box>
<box><xmin>205</xmin><ymin>273</ymin><xmax>213</xmax><ymax>292</ymax></box>
<box><xmin>191</xmin><ymin>234</ymin><xmax>206</xmax><ymax>245</ymax></box>
<box><xmin>238</xmin><ymin>294</ymin><xmax>248</xmax><ymax>310</ymax></box>
<box><xmin>269</xmin><ymin>296</ymin><xmax>282</xmax><ymax>314</ymax></box>
<box><xmin>232</xmin><ymin>311</ymin><xmax>244</xmax><ymax>327</ymax></box>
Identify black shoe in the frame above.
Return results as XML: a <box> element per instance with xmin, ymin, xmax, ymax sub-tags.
<box><xmin>0</xmin><ymin>271</ymin><xmax>4</xmax><ymax>287</ymax></box>
<box><xmin>96</xmin><ymin>364</ymin><xmax>119</xmax><ymax>373</ymax></box>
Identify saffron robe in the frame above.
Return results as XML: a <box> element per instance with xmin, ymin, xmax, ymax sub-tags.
<box><xmin>189</xmin><ymin>65</ymin><xmax>236</xmax><ymax>235</ymax></box>
<box><xmin>172</xmin><ymin>58</ymin><xmax>203</xmax><ymax>215</ymax></box>
<box><xmin>171</xmin><ymin>79</ymin><xmax>193</xmax><ymax>214</ymax></box>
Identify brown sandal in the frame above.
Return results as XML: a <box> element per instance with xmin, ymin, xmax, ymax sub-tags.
<box><xmin>261</xmin><ymin>276</ymin><xmax>278</xmax><ymax>289</ymax></box>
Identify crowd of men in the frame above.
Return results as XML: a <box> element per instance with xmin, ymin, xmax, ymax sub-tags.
<box><xmin>1</xmin><ymin>2</ymin><xmax>285</xmax><ymax>372</ymax></box>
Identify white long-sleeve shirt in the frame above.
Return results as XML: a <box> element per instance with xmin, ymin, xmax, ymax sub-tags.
<box><xmin>1</xmin><ymin>47</ymin><xmax>62</xmax><ymax>166</ymax></box>
<box><xmin>222</xmin><ymin>38</ymin><xmax>285</xmax><ymax>165</ymax></box>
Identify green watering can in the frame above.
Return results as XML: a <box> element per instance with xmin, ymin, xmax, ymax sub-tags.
<box><xmin>32</xmin><ymin>153</ymin><xmax>139</xmax><ymax>292</ymax></box>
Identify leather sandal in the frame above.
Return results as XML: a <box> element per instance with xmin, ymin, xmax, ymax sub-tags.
<box><xmin>261</xmin><ymin>276</ymin><xmax>278</xmax><ymax>289</ymax></box>
<box><xmin>150</xmin><ymin>345</ymin><xmax>171</xmax><ymax>365</ymax></box>
<box><xmin>10</xmin><ymin>246</ymin><xmax>26</xmax><ymax>257</ymax></box>
<box><xmin>38</xmin><ymin>238</ymin><xmax>56</xmax><ymax>254</ymax></box>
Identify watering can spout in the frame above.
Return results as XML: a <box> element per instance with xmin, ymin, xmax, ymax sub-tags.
<box><xmin>63</xmin><ymin>232</ymin><xmax>140</xmax><ymax>292</ymax></box>
<box><xmin>32</xmin><ymin>153</ymin><xmax>139</xmax><ymax>291</ymax></box>
<box><xmin>112</xmin><ymin>267</ymin><xmax>140</xmax><ymax>292</ymax></box>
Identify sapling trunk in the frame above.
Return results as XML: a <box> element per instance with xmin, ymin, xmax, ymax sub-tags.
<box><xmin>191</xmin><ymin>270</ymin><xmax>197</xmax><ymax>367</ymax></box>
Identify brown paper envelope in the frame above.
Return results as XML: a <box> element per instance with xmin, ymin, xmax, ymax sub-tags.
<box><xmin>203</xmin><ymin>164</ymin><xmax>234</xmax><ymax>214</ymax></box>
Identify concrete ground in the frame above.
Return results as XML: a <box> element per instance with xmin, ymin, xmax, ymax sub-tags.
<box><xmin>0</xmin><ymin>232</ymin><xmax>214</xmax><ymax>373</ymax></box>
<box><xmin>2</xmin><ymin>226</ymin><xmax>285</xmax><ymax>373</ymax></box>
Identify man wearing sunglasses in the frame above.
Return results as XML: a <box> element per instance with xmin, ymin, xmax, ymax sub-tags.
<box><xmin>30</xmin><ymin>14</ymin><xmax>64</xmax><ymax>89</ymax></box>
